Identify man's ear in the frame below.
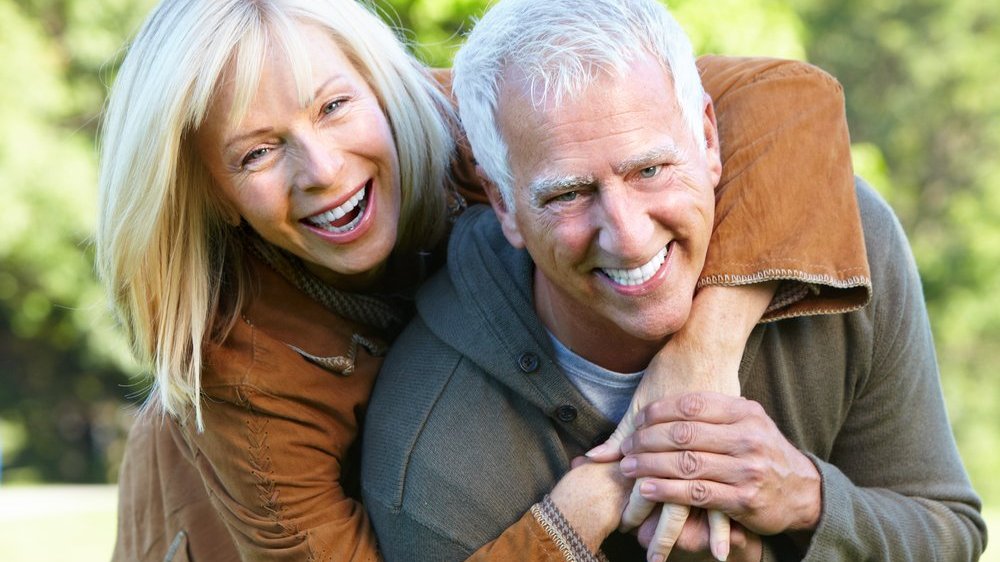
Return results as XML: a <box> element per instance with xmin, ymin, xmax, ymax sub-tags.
<box><xmin>477</xmin><ymin>165</ymin><xmax>526</xmax><ymax>249</ymax></box>
<box><xmin>702</xmin><ymin>93</ymin><xmax>722</xmax><ymax>188</ymax></box>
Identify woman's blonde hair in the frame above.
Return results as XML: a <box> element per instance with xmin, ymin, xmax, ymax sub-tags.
<box><xmin>96</xmin><ymin>0</ymin><xmax>454</xmax><ymax>429</ymax></box>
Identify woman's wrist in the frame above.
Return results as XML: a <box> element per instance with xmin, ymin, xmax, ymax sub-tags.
<box><xmin>548</xmin><ymin>461</ymin><xmax>630</xmax><ymax>552</ymax></box>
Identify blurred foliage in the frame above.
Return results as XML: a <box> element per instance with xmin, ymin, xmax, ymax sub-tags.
<box><xmin>0</xmin><ymin>0</ymin><xmax>152</xmax><ymax>483</ymax></box>
<box><xmin>1</xmin><ymin>0</ymin><xmax>996</xmax><ymax>508</ymax></box>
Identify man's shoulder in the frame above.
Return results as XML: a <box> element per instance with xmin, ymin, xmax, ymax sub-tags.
<box><xmin>855</xmin><ymin>178</ymin><xmax>905</xmax><ymax>256</ymax></box>
<box><xmin>853</xmin><ymin>177</ymin><xmax>921</xmax><ymax>300</ymax></box>
<box><xmin>363</xmin><ymin>314</ymin><xmax>462</xmax><ymax>457</ymax></box>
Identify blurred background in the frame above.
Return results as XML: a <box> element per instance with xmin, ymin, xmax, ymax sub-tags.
<box><xmin>0</xmin><ymin>0</ymin><xmax>996</xmax><ymax>559</ymax></box>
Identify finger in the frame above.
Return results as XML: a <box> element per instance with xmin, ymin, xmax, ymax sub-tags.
<box><xmin>638</xmin><ymin>477</ymin><xmax>737</xmax><ymax>514</ymax></box>
<box><xmin>570</xmin><ymin>455</ymin><xmax>589</xmax><ymax>469</ymax></box>
<box><xmin>621</xmin><ymin>450</ymin><xmax>740</xmax><ymax>482</ymax></box>
<box><xmin>646</xmin><ymin>502</ymin><xmax>689</xmax><ymax>562</ymax></box>
<box><xmin>635</xmin><ymin>507</ymin><xmax>660</xmax><ymax>549</ymax></box>
<box><xmin>586</xmin><ymin>407</ymin><xmax>637</xmax><ymax>461</ymax></box>
<box><xmin>619</xmin><ymin>478</ymin><xmax>657</xmax><ymax>531</ymax></box>
<box><xmin>707</xmin><ymin>509</ymin><xmax>730</xmax><ymax>562</ymax></box>
<box><xmin>639</xmin><ymin>392</ymin><xmax>755</xmax><ymax>428</ymax></box>
<box><xmin>624</xmin><ymin>421</ymin><xmax>737</xmax><ymax>456</ymax></box>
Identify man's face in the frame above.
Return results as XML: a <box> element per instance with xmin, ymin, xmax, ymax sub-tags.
<box><xmin>491</xmin><ymin>55</ymin><xmax>722</xmax><ymax>355</ymax></box>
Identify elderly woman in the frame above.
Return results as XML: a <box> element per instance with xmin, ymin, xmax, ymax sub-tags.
<box><xmin>99</xmin><ymin>0</ymin><xmax>867</xmax><ymax>561</ymax></box>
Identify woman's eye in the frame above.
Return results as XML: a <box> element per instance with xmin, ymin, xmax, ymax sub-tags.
<box><xmin>241</xmin><ymin>147</ymin><xmax>270</xmax><ymax>167</ymax></box>
<box><xmin>321</xmin><ymin>98</ymin><xmax>345</xmax><ymax>116</ymax></box>
<box><xmin>639</xmin><ymin>165</ymin><xmax>660</xmax><ymax>179</ymax></box>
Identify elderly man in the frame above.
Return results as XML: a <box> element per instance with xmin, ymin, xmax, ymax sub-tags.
<box><xmin>361</xmin><ymin>0</ymin><xmax>986</xmax><ymax>560</ymax></box>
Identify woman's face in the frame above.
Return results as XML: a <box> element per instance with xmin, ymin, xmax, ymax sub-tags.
<box><xmin>196</xmin><ymin>23</ymin><xmax>401</xmax><ymax>289</ymax></box>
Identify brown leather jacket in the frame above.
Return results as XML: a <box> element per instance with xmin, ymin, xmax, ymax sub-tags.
<box><xmin>113</xmin><ymin>56</ymin><xmax>869</xmax><ymax>562</ymax></box>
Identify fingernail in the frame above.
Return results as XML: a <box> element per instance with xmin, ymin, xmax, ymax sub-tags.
<box><xmin>712</xmin><ymin>540</ymin><xmax>730</xmax><ymax>561</ymax></box>
<box><xmin>635</xmin><ymin>411</ymin><xmax>645</xmax><ymax>427</ymax></box>
<box><xmin>639</xmin><ymin>480</ymin><xmax>656</xmax><ymax>496</ymax></box>
<box><xmin>620</xmin><ymin>456</ymin><xmax>637</xmax><ymax>475</ymax></box>
<box><xmin>621</xmin><ymin>435</ymin><xmax>634</xmax><ymax>453</ymax></box>
<box><xmin>650</xmin><ymin>554</ymin><xmax>665</xmax><ymax>562</ymax></box>
<box><xmin>585</xmin><ymin>443</ymin><xmax>609</xmax><ymax>458</ymax></box>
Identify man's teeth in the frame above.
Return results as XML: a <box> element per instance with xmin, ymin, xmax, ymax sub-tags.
<box><xmin>307</xmin><ymin>188</ymin><xmax>367</xmax><ymax>233</ymax></box>
<box><xmin>601</xmin><ymin>245</ymin><xmax>669</xmax><ymax>286</ymax></box>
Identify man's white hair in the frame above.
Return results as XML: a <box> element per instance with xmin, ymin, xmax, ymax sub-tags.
<box><xmin>452</xmin><ymin>0</ymin><xmax>706</xmax><ymax>209</ymax></box>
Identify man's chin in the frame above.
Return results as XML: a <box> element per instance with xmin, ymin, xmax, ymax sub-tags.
<box><xmin>613</xmin><ymin>310</ymin><xmax>690</xmax><ymax>343</ymax></box>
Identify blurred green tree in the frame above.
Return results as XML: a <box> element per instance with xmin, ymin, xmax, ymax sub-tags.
<box><xmin>1</xmin><ymin>0</ymin><xmax>995</xmax><ymax>510</ymax></box>
<box><xmin>791</xmin><ymin>0</ymin><xmax>1000</xmax><ymax>503</ymax></box>
<box><xmin>0</xmin><ymin>0</ymin><xmax>152</xmax><ymax>482</ymax></box>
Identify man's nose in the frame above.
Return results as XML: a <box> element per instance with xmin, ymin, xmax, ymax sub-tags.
<box><xmin>292</xmin><ymin>134</ymin><xmax>344</xmax><ymax>192</ymax></box>
<box><xmin>596</xmin><ymin>189</ymin><xmax>654</xmax><ymax>259</ymax></box>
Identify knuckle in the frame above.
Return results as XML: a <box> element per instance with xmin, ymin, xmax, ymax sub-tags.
<box><xmin>669</xmin><ymin>421</ymin><xmax>696</xmax><ymax>446</ymax></box>
<box><xmin>741</xmin><ymin>459</ymin><xmax>765</xmax><ymax>483</ymax></box>
<box><xmin>662</xmin><ymin>503</ymin><xmax>689</xmax><ymax>525</ymax></box>
<box><xmin>678</xmin><ymin>392</ymin><xmax>707</xmax><ymax>417</ymax></box>
<box><xmin>736</xmin><ymin>484</ymin><xmax>765</xmax><ymax>514</ymax></box>
<box><xmin>653</xmin><ymin>535</ymin><xmax>678</xmax><ymax>551</ymax></box>
<box><xmin>678</xmin><ymin>450</ymin><xmax>701</xmax><ymax>477</ymax></box>
<box><xmin>689</xmin><ymin>480</ymin><xmax>712</xmax><ymax>506</ymax></box>
<box><xmin>646</xmin><ymin>400</ymin><xmax>667</xmax><ymax>422</ymax></box>
<box><xmin>744</xmin><ymin>399</ymin><xmax>767</xmax><ymax>418</ymax></box>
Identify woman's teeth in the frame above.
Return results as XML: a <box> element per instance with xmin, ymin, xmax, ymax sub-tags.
<box><xmin>306</xmin><ymin>187</ymin><xmax>367</xmax><ymax>233</ymax></box>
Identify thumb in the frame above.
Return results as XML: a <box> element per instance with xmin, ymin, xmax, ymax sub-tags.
<box><xmin>585</xmin><ymin>405</ymin><xmax>638</xmax><ymax>461</ymax></box>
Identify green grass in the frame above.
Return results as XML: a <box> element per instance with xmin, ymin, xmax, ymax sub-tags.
<box><xmin>0</xmin><ymin>485</ymin><xmax>117</xmax><ymax>562</ymax></box>
<box><xmin>0</xmin><ymin>485</ymin><xmax>994</xmax><ymax>560</ymax></box>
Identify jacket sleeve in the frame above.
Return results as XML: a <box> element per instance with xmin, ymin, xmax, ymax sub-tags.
<box><xmin>697</xmin><ymin>55</ymin><xmax>871</xmax><ymax>320</ymax></box>
<box><xmin>181</xmin><ymin>326</ymin><xmax>382</xmax><ymax>562</ymax></box>
<box><xmin>365</xmin><ymin>493</ymin><xmax>593</xmax><ymax>562</ymax></box>
<box><xmin>434</xmin><ymin>59</ymin><xmax>872</xmax><ymax>320</ymax></box>
<box><xmin>784</xmin><ymin>183</ymin><xmax>986</xmax><ymax>561</ymax></box>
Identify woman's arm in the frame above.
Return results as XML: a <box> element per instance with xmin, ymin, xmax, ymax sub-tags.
<box><xmin>698</xmin><ymin>55</ymin><xmax>870</xmax><ymax>319</ymax></box>
<box><xmin>588</xmin><ymin>55</ymin><xmax>866</xmax><ymax>561</ymax></box>
<box><xmin>435</xmin><ymin>58</ymin><xmax>871</xmax><ymax>318</ymax></box>
<box><xmin>433</xmin><ymin>57</ymin><xmax>867</xmax><ymax>562</ymax></box>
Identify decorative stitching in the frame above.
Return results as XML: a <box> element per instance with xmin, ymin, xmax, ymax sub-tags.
<box><xmin>699</xmin><ymin>270</ymin><xmax>871</xmax><ymax>291</ymax></box>
<box><xmin>531</xmin><ymin>502</ymin><xmax>576</xmax><ymax>562</ymax></box>
<box><xmin>531</xmin><ymin>496</ymin><xmax>609</xmax><ymax>562</ymax></box>
<box><xmin>288</xmin><ymin>333</ymin><xmax>388</xmax><ymax>376</ymax></box>
<box><xmin>237</xmin><ymin>387</ymin><xmax>301</xmax><ymax>540</ymax></box>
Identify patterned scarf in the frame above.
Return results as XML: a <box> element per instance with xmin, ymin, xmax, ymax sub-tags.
<box><xmin>244</xmin><ymin>229</ymin><xmax>412</xmax><ymax>373</ymax></box>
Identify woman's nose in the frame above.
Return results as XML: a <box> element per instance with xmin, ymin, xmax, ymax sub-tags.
<box><xmin>292</xmin><ymin>134</ymin><xmax>345</xmax><ymax>192</ymax></box>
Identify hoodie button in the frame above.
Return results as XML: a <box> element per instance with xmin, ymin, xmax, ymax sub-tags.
<box><xmin>518</xmin><ymin>352</ymin><xmax>539</xmax><ymax>373</ymax></box>
<box><xmin>555</xmin><ymin>404</ymin><xmax>578</xmax><ymax>422</ymax></box>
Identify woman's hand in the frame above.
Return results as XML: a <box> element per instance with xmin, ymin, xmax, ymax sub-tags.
<box><xmin>636</xmin><ymin>506</ymin><xmax>763</xmax><ymax>562</ymax></box>
<box><xmin>549</xmin><ymin>458</ymin><xmax>633</xmax><ymax>552</ymax></box>
<box><xmin>587</xmin><ymin>283</ymin><xmax>777</xmax><ymax>562</ymax></box>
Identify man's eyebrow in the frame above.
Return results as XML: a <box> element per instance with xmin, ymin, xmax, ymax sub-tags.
<box><xmin>529</xmin><ymin>175</ymin><xmax>596</xmax><ymax>207</ymax></box>
<box><xmin>612</xmin><ymin>145</ymin><xmax>683</xmax><ymax>175</ymax></box>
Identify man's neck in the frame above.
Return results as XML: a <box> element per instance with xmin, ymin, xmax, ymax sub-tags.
<box><xmin>533</xmin><ymin>270</ymin><xmax>665</xmax><ymax>373</ymax></box>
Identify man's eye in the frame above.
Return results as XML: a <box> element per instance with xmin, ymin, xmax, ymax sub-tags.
<box><xmin>551</xmin><ymin>191</ymin><xmax>579</xmax><ymax>203</ymax></box>
<box><xmin>242</xmin><ymin>147</ymin><xmax>270</xmax><ymax>167</ymax></box>
<box><xmin>639</xmin><ymin>165</ymin><xmax>660</xmax><ymax>179</ymax></box>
